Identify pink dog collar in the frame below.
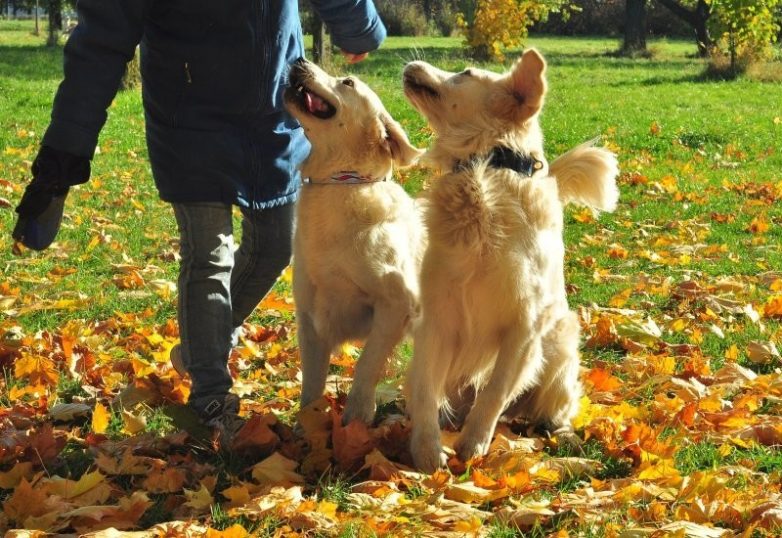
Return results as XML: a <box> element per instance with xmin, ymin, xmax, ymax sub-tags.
<box><xmin>305</xmin><ymin>171</ymin><xmax>387</xmax><ymax>185</ymax></box>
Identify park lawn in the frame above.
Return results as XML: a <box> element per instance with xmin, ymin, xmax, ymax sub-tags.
<box><xmin>2</xmin><ymin>19</ymin><xmax>782</xmax><ymax>536</ymax></box>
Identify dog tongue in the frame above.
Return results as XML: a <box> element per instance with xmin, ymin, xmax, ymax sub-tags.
<box><xmin>304</xmin><ymin>91</ymin><xmax>328</xmax><ymax>113</ymax></box>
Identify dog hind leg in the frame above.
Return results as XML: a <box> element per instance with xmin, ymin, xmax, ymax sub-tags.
<box><xmin>455</xmin><ymin>310</ymin><xmax>554</xmax><ymax>462</ymax></box>
<box><xmin>505</xmin><ymin>310</ymin><xmax>582</xmax><ymax>431</ymax></box>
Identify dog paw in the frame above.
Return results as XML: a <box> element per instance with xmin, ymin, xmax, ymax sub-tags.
<box><xmin>411</xmin><ymin>442</ymin><xmax>447</xmax><ymax>473</ymax></box>
<box><xmin>454</xmin><ymin>431</ymin><xmax>492</xmax><ymax>463</ymax></box>
<box><xmin>342</xmin><ymin>393</ymin><xmax>376</xmax><ymax>426</ymax></box>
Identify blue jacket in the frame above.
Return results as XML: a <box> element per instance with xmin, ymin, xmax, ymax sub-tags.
<box><xmin>42</xmin><ymin>0</ymin><xmax>386</xmax><ymax>209</ymax></box>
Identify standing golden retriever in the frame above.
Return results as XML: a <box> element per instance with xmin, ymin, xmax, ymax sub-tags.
<box><xmin>284</xmin><ymin>59</ymin><xmax>423</xmax><ymax>425</ymax></box>
<box><xmin>402</xmin><ymin>50</ymin><xmax>619</xmax><ymax>471</ymax></box>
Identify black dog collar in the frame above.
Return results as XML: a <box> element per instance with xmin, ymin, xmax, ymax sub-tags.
<box><xmin>455</xmin><ymin>146</ymin><xmax>544</xmax><ymax>177</ymax></box>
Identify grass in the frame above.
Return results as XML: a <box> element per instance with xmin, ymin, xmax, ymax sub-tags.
<box><xmin>4</xmin><ymin>19</ymin><xmax>782</xmax><ymax>536</ymax></box>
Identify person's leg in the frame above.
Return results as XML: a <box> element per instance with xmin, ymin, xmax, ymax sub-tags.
<box><xmin>172</xmin><ymin>202</ymin><xmax>237</xmax><ymax>415</ymax></box>
<box><xmin>229</xmin><ymin>203</ymin><xmax>295</xmax><ymax>341</ymax></box>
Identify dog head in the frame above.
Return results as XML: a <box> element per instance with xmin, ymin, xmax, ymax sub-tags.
<box><xmin>403</xmin><ymin>49</ymin><xmax>547</xmax><ymax>170</ymax></box>
<box><xmin>285</xmin><ymin>58</ymin><xmax>422</xmax><ymax>181</ymax></box>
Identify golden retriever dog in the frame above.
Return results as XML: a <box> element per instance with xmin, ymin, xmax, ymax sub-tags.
<box><xmin>284</xmin><ymin>59</ymin><xmax>424</xmax><ymax>425</ymax></box>
<box><xmin>402</xmin><ymin>50</ymin><xmax>619</xmax><ymax>471</ymax></box>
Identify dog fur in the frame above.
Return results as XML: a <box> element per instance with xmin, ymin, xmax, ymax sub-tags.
<box><xmin>284</xmin><ymin>59</ymin><xmax>424</xmax><ymax>425</ymax></box>
<box><xmin>402</xmin><ymin>50</ymin><xmax>619</xmax><ymax>471</ymax></box>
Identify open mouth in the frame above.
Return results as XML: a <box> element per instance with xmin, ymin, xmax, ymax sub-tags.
<box><xmin>403</xmin><ymin>75</ymin><xmax>440</xmax><ymax>98</ymax></box>
<box><xmin>291</xmin><ymin>84</ymin><xmax>337</xmax><ymax>119</ymax></box>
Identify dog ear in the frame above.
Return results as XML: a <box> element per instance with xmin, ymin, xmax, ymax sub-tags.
<box><xmin>508</xmin><ymin>48</ymin><xmax>547</xmax><ymax>121</ymax></box>
<box><xmin>379</xmin><ymin>113</ymin><xmax>424</xmax><ymax>167</ymax></box>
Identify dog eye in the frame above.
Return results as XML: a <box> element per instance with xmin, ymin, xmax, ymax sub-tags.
<box><xmin>342</xmin><ymin>78</ymin><xmax>355</xmax><ymax>87</ymax></box>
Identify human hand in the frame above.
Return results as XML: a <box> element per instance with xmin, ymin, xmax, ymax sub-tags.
<box><xmin>12</xmin><ymin>145</ymin><xmax>90</xmax><ymax>251</ymax></box>
<box><xmin>341</xmin><ymin>50</ymin><xmax>368</xmax><ymax>64</ymax></box>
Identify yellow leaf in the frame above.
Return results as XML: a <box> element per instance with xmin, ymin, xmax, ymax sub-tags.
<box><xmin>14</xmin><ymin>353</ymin><xmax>59</xmax><ymax>386</ymax></box>
<box><xmin>608</xmin><ymin>288</ymin><xmax>632</xmax><ymax>308</ymax></box>
<box><xmin>46</xmin><ymin>470</ymin><xmax>106</xmax><ymax>499</ymax></box>
<box><xmin>572</xmin><ymin>207</ymin><xmax>595</xmax><ymax>223</ymax></box>
<box><xmin>92</xmin><ymin>402</ymin><xmax>111</xmax><ymax>434</ymax></box>
<box><xmin>251</xmin><ymin>452</ymin><xmax>304</xmax><ymax>486</ymax></box>
<box><xmin>724</xmin><ymin>344</ymin><xmax>740</xmax><ymax>361</ymax></box>
<box><xmin>206</xmin><ymin>525</ymin><xmax>248</xmax><ymax>538</ymax></box>
<box><xmin>184</xmin><ymin>483</ymin><xmax>214</xmax><ymax>510</ymax></box>
<box><xmin>121</xmin><ymin>410</ymin><xmax>147</xmax><ymax>435</ymax></box>
<box><xmin>453</xmin><ymin>515</ymin><xmax>483</xmax><ymax>532</ymax></box>
<box><xmin>221</xmin><ymin>485</ymin><xmax>251</xmax><ymax>507</ymax></box>
<box><xmin>637</xmin><ymin>458</ymin><xmax>681</xmax><ymax>482</ymax></box>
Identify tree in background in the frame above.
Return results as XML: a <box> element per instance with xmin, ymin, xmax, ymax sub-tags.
<box><xmin>46</xmin><ymin>0</ymin><xmax>62</xmax><ymax>46</ymax></box>
<box><xmin>456</xmin><ymin>0</ymin><xmax>570</xmax><ymax>60</ymax></box>
<box><xmin>622</xmin><ymin>0</ymin><xmax>648</xmax><ymax>55</ymax></box>
<box><xmin>657</xmin><ymin>0</ymin><xmax>712</xmax><ymax>56</ymax></box>
<box><xmin>708</xmin><ymin>0</ymin><xmax>782</xmax><ymax>75</ymax></box>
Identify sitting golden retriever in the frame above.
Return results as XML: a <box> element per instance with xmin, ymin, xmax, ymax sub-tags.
<box><xmin>284</xmin><ymin>59</ymin><xmax>424</xmax><ymax>425</ymax></box>
<box><xmin>402</xmin><ymin>50</ymin><xmax>619</xmax><ymax>471</ymax></box>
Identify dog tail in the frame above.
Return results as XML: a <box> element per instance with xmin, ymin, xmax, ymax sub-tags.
<box><xmin>550</xmin><ymin>140</ymin><xmax>619</xmax><ymax>212</ymax></box>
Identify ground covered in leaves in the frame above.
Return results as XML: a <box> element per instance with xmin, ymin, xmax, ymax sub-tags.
<box><xmin>2</xmin><ymin>26</ymin><xmax>782</xmax><ymax>537</ymax></box>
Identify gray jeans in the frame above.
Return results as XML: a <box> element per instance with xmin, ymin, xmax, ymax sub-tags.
<box><xmin>172</xmin><ymin>202</ymin><xmax>294</xmax><ymax>411</ymax></box>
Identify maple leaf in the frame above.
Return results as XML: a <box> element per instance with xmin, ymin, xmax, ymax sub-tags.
<box><xmin>332</xmin><ymin>414</ymin><xmax>375</xmax><ymax>471</ymax></box>
<box><xmin>13</xmin><ymin>353</ymin><xmax>59</xmax><ymax>387</ymax></box>
<box><xmin>230</xmin><ymin>414</ymin><xmax>279</xmax><ymax>455</ymax></box>
<box><xmin>206</xmin><ymin>524</ymin><xmax>249</xmax><ymax>538</ymax></box>
<box><xmin>65</xmin><ymin>491</ymin><xmax>152</xmax><ymax>533</ymax></box>
<box><xmin>251</xmin><ymin>452</ymin><xmax>304</xmax><ymax>487</ymax></box>
<box><xmin>92</xmin><ymin>402</ymin><xmax>111</xmax><ymax>434</ymax></box>
<box><xmin>142</xmin><ymin>466</ymin><xmax>187</xmax><ymax>494</ymax></box>
<box><xmin>2</xmin><ymin>478</ymin><xmax>49</xmax><ymax>526</ymax></box>
<box><xmin>585</xmin><ymin>367</ymin><xmax>623</xmax><ymax>392</ymax></box>
<box><xmin>184</xmin><ymin>483</ymin><xmax>215</xmax><ymax>511</ymax></box>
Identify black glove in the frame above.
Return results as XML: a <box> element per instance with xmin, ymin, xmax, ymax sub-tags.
<box><xmin>12</xmin><ymin>145</ymin><xmax>90</xmax><ymax>251</ymax></box>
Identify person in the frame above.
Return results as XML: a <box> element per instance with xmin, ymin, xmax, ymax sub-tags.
<box><xmin>12</xmin><ymin>0</ymin><xmax>386</xmax><ymax>441</ymax></box>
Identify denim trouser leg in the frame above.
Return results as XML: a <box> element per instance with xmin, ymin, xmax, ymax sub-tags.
<box><xmin>230</xmin><ymin>204</ymin><xmax>295</xmax><ymax>344</ymax></box>
<box><xmin>173</xmin><ymin>202</ymin><xmax>295</xmax><ymax>411</ymax></box>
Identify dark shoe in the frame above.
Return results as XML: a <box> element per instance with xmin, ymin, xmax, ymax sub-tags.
<box><xmin>192</xmin><ymin>393</ymin><xmax>245</xmax><ymax>445</ymax></box>
<box><xmin>169</xmin><ymin>344</ymin><xmax>187</xmax><ymax>377</ymax></box>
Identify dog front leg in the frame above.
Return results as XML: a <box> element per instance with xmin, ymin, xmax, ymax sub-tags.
<box><xmin>298</xmin><ymin>311</ymin><xmax>333</xmax><ymax>408</ymax></box>
<box><xmin>455</xmin><ymin>330</ymin><xmax>545</xmax><ymax>462</ymax></box>
<box><xmin>343</xmin><ymin>296</ymin><xmax>411</xmax><ymax>425</ymax></box>
<box><xmin>407</xmin><ymin>322</ymin><xmax>450</xmax><ymax>473</ymax></box>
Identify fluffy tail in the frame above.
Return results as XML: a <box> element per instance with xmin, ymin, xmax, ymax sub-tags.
<box><xmin>549</xmin><ymin>140</ymin><xmax>619</xmax><ymax>212</ymax></box>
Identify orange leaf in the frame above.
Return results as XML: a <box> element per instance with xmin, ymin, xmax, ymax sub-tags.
<box><xmin>585</xmin><ymin>367</ymin><xmax>622</xmax><ymax>392</ymax></box>
<box><xmin>230</xmin><ymin>414</ymin><xmax>279</xmax><ymax>455</ymax></box>
<box><xmin>332</xmin><ymin>413</ymin><xmax>375</xmax><ymax>471</ymax></box>
<box><xmin>14</xmin><ymin>353</ymin><xmax>59</xmax><ymax>386</ymax></box>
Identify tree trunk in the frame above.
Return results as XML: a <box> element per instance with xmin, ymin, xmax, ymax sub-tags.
<box><xmin>423</xmin><ymin>0</ymin><xmax>432</xmax><ymax>21</ymax></box>
<box><xmin>46</xmin><ymin>0</ymin><xmax>62</xmax><ymax>46</ymax></box>
<box><xmin>312</xmin><ymin>15</ymin><xmax>331</xmax><ymax>67</ymax></box>
<box><xmin>34</xmin><ymin>0</ymin><xmax>40</xmax><ymax>36</ymax></box>
<box><xmin>656</xmin><ymin>0</ymin><xmax>712</xmax><ymax>57</ymax></box>
<box><xmin>623</xmin><ymin>0</ymin><xmax>647</xmax><ymax>55</ymax></box>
